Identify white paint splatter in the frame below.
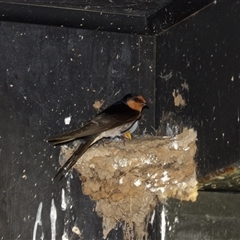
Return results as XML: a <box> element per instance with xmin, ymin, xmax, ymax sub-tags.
<box><xmin>160</xmin><ymin>71</ymin><xmax>172</xmax><ymax>81</ymax></box>
<box><xmin>50</xmin><ymin>199</ymin><xmax>57</xmax><ymax>240</ymax></box>
<box><xmin>114</xmin><ymin>89</ymin><xmax>121</xmax><ymax>96</ymax></box>
<box><xmin>22</xmin><ymin>174</ymin><xmax>27</xmax><ymax>179</ymax></box>
<box><xmin>174</xmin><ymin>216</ymin><xmax>179</xmax><ymax>224</ymax></box>
<box><xmin>64</xmin><ymin>116</ymin><xmax>71</xmax><ymax>125</ymax></box>
<box><xmin>61</xmin><ymin>188</ymin><xmax>67</xmax><ymax>211</ymax></box>
<box><xmin>161</xmin><ymin>205</ymin><xmax>166</xmax><ymax>240</ymax></box>
<box><xmin>32</xmin><ymin>202</ymin><xmax>44</xmax><ymax>240</ymax></box>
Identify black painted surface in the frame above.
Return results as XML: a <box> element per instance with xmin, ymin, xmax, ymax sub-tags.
<box><xmin>0</xmin><ymin>2</ymin><xmax>149</xmax><ymax>35</ymax></box>
<box><xmin>147</xmin><ymin>0</ymin><xmax>214</xmax><ymax>34</ymax></box>
<box><xmin>165</xmin><ymin>191</ymin><xmax>240</xmax><ymax>240</ymax></box>
<box><xmin>1</xmin><ymin>0</ymin><xmax>240</xmax><ymax>239</ymax></box>
<box><xmin>1</xmin><ymin>0</ymin><xmax>171</xmax><ymax>16</ymax></box>
<box><xmin>0</xmin><ymin>0</ymin><xmax>213</xmax><ymax>35</ymax></box>
<box><xmin>156</xmin><ymin>1</ymin><xmax>240</xmax><ymax>177</ymax></box>
<box><xmin>0</xmin><ymin>21</ymin><xmax>154</xmax><ymax>239</ymax></box>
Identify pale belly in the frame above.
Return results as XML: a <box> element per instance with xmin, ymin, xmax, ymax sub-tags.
<box><xmin>92</xmin><ymin>121</ymin><xmax>137</xmax><ymax>144</ymax></box>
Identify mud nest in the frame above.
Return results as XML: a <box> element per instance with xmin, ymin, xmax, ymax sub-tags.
<box><xmin>59</xmin><ymin>128</ymin><xmax>198</xmax><ymax>239</ymax></box>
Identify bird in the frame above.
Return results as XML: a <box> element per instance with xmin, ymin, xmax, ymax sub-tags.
<box><xmin>48</xmin><ymin>93</ymin><xmax>148</xmax><ymax>180</ymax></box>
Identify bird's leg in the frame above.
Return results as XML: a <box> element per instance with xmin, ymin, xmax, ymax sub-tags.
<box><xmin>120</xmin><ymin>131</ymin><xmax>132</xmax><ymax>146</ymax></box>
<box><xmin>99</xmin><ymin>137</ymin><xmax>112</xmax><ymax>147</ymax></box>
<box><xmin>124</xmin><ymin>131</ymin><xmax>132</xmax><ymax>140</ymax></box>
<box><xmin>98</xmin><ymin>138</ymin><xmax>105</xmax><ymax>147</ymax></box>
<box><xmin>121</xmin><ymin>136</ymin><xmax>126</xmax><ymax>146</ymax></box>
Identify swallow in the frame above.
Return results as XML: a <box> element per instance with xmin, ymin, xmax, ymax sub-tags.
<box><xmin>48</xmin><ymin>93</ymin><xmax>148</xmax><ymax>180</ymax></box>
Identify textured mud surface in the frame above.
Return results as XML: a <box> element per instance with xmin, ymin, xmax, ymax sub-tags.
<box><xmin>59</xmin><ymin>128</ymin><xmax>198</xmax><ymax>238</ymax></box>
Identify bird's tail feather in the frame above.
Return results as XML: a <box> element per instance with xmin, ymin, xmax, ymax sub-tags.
<box><xmin>48</xmin><ymin>136</ymin><xmax>76</xmax><ymax>145</ymax></box>
<box><xmin>54</xmin><ymin>135</ymin><xmax>96</xmax><ymax>181</ymax></box>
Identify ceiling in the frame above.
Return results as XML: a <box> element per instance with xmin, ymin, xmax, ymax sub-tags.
<box><xmin>5</xmin><ymin>0</ymin><xmax>172</xmax><ymax>16</ymax></box>
<box><xmin>0</xmin><ymin>0</ymin><xmax>214</xmax><ymax>34</ymax></box>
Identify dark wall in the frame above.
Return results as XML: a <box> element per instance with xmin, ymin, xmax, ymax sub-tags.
<box><xmin>1</xmin><ymin>1</ymin><xmax>240</xmax><ymax>239</ymax></box>
<box><xmin>156</xmin><ymin>1</ymin><xmax>240</xmax><ymax>177</ymax></box>
<box><xmin>0</xmin><ymin>21</ymin><xmax>155</xmax><ymax>239</ymax></box>
<box><xmin>164</xmin><ymin>191</ymin><xmax>240</xmax><ymax>240</ymax></box>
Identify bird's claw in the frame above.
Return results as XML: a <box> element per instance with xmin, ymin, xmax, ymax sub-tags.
<box><xmin>124</xmin><ymin>131</ymin><xmax>132</xmax><ymax>140</ymax></box>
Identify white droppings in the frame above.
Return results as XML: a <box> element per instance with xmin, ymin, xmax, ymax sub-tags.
<box><xmin>143</xmin><ymin>157</ymin><xmax>151</xmax><ymax>164</ymax></box>
<box><xmin>62</xmin><ymin>175</ymin><xmax>73</xmax><ymax>239</ymax></box>
<box><xmin>32</xmin><ymin>202</ymin><xmax>44</xmax><ymax>240</ymax></box>
<box><xmin>61</xmin><ymin>188</ymin><xmax>67</xmax><ymax>211</ymax></box>
<box><xmin>172</xmin><ymin>141</ymin><xmax>179</xmax><ymax>150</ymax></box>
<box><xmin>150</xmin><ymin>187</ymin><xmax>165</xmax><ymax>193</ymax></box>
<box><xmin>61</xmin><ymin>231</ymin><xmax>68</xmax><ymax>240</ymax></box>
<box><xmin>64</xmin><ymin>116</ymin><xmax>71</xmax><ymax>125</ymax></box>
<box><xmin>150</xmin><ymin>210</ymin><xmax>155</xmax><ymax>225</ymax></box>
<box><xmin>119</xmin><ymin>177</ymin><xmax>124</xmax><ymax>184</ymax></box>
<box><xmin>143</xmin><ymin>154</ymin><xmax>157</xmax><ymax>164</ymax></box>
<box><xmin>72</xmin><ymin>226</ymin><xmax>82</xmax><ymax>236</ymax></box>
<box><xmin>177</xmin><ymin>182</ymin><xmax>187</xmax><ymax>188</ymax></box>
<box><xmin>50</xmin><ymin>199</ymin><xmax>57</xmax><ymax>240</ymax></box>
<box><xmin>10</xmin><ymin>84</ymin><xmax>13</xmax><ymax>87</ymax></box>
<box><xmin>114</xmin><ymin>157</ymin><xmax>128</xmax><ymax>167</ymax></box>
<box><xmin>161</xmin><ymin>171</ymin><xmax>170</xmax><ymax>182</ymax></box>
<box><xmin>146</xmin><ymin>183</ymin><xmax>151</xmax><ymax>188</ymax></box>
<box><xmin>134</xmin><ymin>179</ymin><xmax>142</xmax><ymax>187</ymax></box>
<box><xmin>231</xmin><ymin>76</ymin><xmax>234</xmax><ymax>81</ymax></box>
<box><xmin>151</xmin><ymin>173</ymin><xmax>158</xmax><ymax>179</ymax></box>
<box><xmin>161</xmin><ymin>205</ymin><xmax>166</xmax><ymax>240</ymax></box>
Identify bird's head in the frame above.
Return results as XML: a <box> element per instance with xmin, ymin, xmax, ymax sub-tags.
<box><xmin>122</xmin><ymin>93</ymin><xmax>148</xmax><ymax>112</ymax></box>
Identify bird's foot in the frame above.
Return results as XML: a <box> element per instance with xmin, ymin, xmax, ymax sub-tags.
<box><xmin>123</xmin><ymin>131</ymin><xmax>132</xmax><ymax>140</ymax></box>
<box><xmin>120</xmin><ymin>131</ymin><xmax>132</xmax><ymax>145</ymax></box>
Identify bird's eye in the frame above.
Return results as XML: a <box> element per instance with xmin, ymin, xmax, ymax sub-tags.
<box><xmin>134</xmin><ymin>97</ymin><xmax>140</xmax><ymax>102</ymax></box>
